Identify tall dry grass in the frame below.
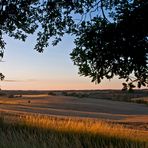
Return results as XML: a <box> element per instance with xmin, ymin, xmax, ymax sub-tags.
<box><xmin>0</xmin><ymin>112</ymin><xmax>148</xmax><ymax>148</ymax></box>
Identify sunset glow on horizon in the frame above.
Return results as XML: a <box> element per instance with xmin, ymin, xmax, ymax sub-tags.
<box><xmin>1</xmin><ymin>78</ymin><xmax>122</xmax><ymax>90</ymax></box>
<box><xmin>0</xmin><ymin>35</ymin><xmax>123</xmax><ymax>90</ymax></box>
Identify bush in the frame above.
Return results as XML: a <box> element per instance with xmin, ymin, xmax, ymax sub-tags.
<box><xmin>48</xmin><ymin>92</ymin><xmax>56</xmax><ymax>96</ymax></box>
<box><xmin>61</xmin><ymin>91</ymin><xmax>68</xmax><ymax>96</ymax></box>
<box><xmin>0</xmin><ymin>93</ymin><xmax>7</xmax><ymax>96</ymax></box>
<box><xmin>8</xmin><ymin>94</ymin><xmax>14</xmax><ymax>98</ymax></box>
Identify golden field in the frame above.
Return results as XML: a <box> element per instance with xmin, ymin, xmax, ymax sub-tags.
<box><xmin>0</xmin><ymin>90</ymin><xmax>148</xmax><ymax>147</ymax></box>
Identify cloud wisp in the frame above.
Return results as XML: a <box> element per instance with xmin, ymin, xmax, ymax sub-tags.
<box><xmin>4</xmin><ymin>79</ymin><xmax>38</xmax><ymax>82</ymax></box>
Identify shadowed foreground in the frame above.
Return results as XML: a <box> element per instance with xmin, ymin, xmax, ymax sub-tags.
<box><xmin>0</xmin><ymin>113</ymin><xmax>148</xmax><ymax>148</ymax></box>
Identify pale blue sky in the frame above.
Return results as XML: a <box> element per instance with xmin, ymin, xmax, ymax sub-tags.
<box><xmin>0</xmin><ymin>34</ymin><xmax>122</xmax><ymax>90</ymax></box>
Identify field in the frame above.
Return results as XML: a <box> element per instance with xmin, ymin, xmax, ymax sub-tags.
<box><xmin>0</xmin><ymin>90</ymin><xmax>148</xmax><ymax>147</ymax></box>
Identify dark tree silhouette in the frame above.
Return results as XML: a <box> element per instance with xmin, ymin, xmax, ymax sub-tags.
<box><xmin>0</xmin><ymin>0</ymin><xmax>148</xmax><ymax>88</ymax></box>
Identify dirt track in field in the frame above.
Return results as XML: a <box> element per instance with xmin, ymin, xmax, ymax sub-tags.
<box><xmin>0</xmin><ymin>94</ymin><xmax>148</xmax><ymax>123</ymax></box>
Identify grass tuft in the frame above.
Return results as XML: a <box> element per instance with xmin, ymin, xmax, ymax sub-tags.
<box><xmin>0</xmin><ymin>113</ymin><xmax>147</xmax><ymax>148</ymax></box>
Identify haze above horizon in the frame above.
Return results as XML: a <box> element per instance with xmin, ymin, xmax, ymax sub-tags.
<box><xmin>0</xmin><ymin>34</ymin><xmax>122</xmax><ymax>90</ymax></box>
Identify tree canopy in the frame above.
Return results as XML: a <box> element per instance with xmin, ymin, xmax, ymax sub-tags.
<box><xmin>0</xmin><ymin>0</ymin><xmax>148</xmax><ymax>88</ymax></box>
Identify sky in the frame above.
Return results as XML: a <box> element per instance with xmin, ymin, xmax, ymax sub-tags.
<box><xmin>0</xmin><ymin>34</ymin><xmax>123</xmax><ymax>90</ymax></box>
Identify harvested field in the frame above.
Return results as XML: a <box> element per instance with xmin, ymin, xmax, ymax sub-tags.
<box><xmin>0</xmin><ymin>90</ymin><xmax>148</xmax><ymax>124</ymax></box>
